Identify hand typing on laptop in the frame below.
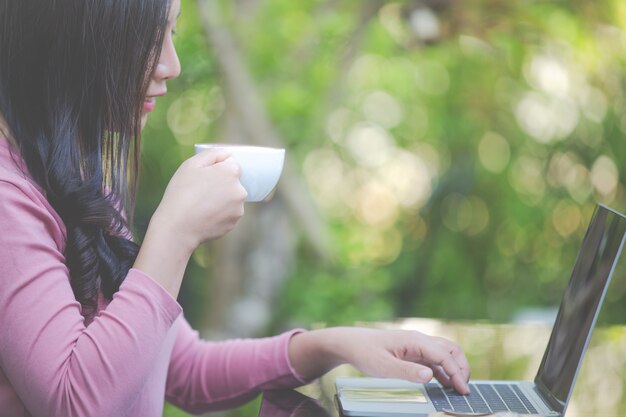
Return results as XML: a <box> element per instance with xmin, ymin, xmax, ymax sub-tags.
<box><xmin>288</xmin><ymin>327</ymin><xmax>471</xmax><ymax>395</ymax></box>
<box><xmin>332</xmin><ymin>205</ymin><xmax>626</xmax><ymax>417</ymax></box>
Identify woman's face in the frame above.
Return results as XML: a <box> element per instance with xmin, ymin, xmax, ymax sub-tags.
<box><xmin>141</xmin><ymin>0</ymin><xmax>182</xmax><ymax>129</ymax></box>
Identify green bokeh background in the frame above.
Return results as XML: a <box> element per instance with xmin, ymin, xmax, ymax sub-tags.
<box><xmin>136</xmin><ymin>1</ymin><xmax>626</xmax><ymax>415</ymax></box>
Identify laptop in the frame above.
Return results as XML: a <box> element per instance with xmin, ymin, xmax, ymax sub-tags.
<box><xmin>258</xmin><ymin>389</ymin><xmax>332</xmax><ymax>417</ymax></box>
<box><xmin>336</xmin><ymin>204</ymin><xmax>626</xmax><ymax>417</ymax></box>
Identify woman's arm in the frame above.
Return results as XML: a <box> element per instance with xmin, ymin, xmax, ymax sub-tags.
<box><xmin>134</xmin><ymin>148</ymin><xmax>246</xmax><ymax>298</ymax></box>
<box><xmin>287</xmin><ymin>327</ymin><xmax>471</xmax><ymax>395</ymax></box>
<box><xmin>165</xmin><ymin>318</ymin><xmax>307</xmax><ymax>413</ymax></box>
<box><xmin>0</xmin><ymin>148</ymin><xmax>246</xmax><ymax>417</ymax></box>
<box><xmin>163</xmin><ymin>322</ymin><xmax>470</xmax><ymax>414</ymax></box>
<box><xmin>0</xmin><ymin>180</ymin><xmax>183</xmax><ymax>417</ymax></box>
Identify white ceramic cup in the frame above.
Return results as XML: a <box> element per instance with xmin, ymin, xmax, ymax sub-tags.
<box><xmin>194</xmin><ymin>143</ymin><xmax>285</xmax><ymax>202</ymax></box>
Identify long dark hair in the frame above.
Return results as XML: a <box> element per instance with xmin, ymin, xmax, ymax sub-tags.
<box><xmin>0</xmin><ymin>1</ymin><xmax>169</xmax><ymax>316</ymax></box>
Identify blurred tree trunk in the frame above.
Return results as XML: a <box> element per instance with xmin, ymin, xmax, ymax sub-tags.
<box><xmin>197</xmin><ymin>0</ymin><xmax>331</xmax><ymax>339</ymax></box>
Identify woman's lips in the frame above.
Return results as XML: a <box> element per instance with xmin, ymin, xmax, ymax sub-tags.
<box><xmin>143</xmin><ymin>97</ymin><xmax>156</xmax><ymax>113</ymax></box>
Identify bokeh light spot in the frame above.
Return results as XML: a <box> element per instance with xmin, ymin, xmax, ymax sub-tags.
<box><xmin>551</xmin><ymin>200</ymin><xmax>582</xmax><ymax>237</ymax></box>
<box><xmin>591</xmin><ymin>155</ymin><xmax>619</xmax><ymax>196</ymax></box>
<box><xmin>362</xmin><ymin>90</ymin><xmax>404</xmax><ymax>129</ymax></box>
<box><xmin>346</xmin><ymin>122</ymin><xmax>395</xmax><ymax>167</ymax></box>
<box><xmin>478</xmin><ymin>132</ymin><xmax>511</xmax><ymax>173</ymax></box>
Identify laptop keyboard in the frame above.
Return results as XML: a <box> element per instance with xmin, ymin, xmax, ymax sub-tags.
<box><xmin>425</xmin><ymin>383</ymin><xmax>538</xmax><ymax>414</ymax></box>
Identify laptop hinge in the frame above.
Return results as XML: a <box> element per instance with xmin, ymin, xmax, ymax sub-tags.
<box><xmin>534</xmin><ymin>380</ymin><xmax>564</xmax><ymax>415</ymax></box>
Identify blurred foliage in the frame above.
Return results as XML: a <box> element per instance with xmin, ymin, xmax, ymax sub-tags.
<box><xmin>137</xmin><ymin>0</ymin><xmax>626</xmax><ymax>415</ymax></box>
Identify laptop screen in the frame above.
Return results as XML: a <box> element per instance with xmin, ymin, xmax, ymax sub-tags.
<box><xmin>535</xmin><ymin>204</ymin><xmax>626</xmax><ymax>412</ymax></box>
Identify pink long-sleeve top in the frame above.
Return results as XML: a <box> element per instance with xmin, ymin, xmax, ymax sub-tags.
<box><xmin>0</xmin><ymin>137</ymin><xmax>307</xmax><ymax>417</ymax></box>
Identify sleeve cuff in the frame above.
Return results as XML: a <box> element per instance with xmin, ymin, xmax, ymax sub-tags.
<box><xmin>279</xmin><ymin>328</ymin><xmax>312</xmax><ymax>386</ymax></box>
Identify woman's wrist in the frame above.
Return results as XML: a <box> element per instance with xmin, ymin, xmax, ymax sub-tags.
<box><xmin>133</xmin><ymin>212</ymin><xmax>194</xmax><ymax>298</ymax></box>
<box><xmin>149</xmin><ymin>208</ymin><xmax>197</xmax><ymax>255</ymax></box>
<box><xmin>288</xmin><ymin>327</ymin><xmax>351</xmax><ymax>381</ymax></box>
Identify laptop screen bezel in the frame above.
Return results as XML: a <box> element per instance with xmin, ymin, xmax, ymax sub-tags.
<box><xmin>533</xmin><ymin>204</ymin><xmax>626</xmax><ymax>413</ymax></box>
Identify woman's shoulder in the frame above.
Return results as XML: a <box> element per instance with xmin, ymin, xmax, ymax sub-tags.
<box><xmin>0</xmin><ymin>138</ymin><xmax>66</xmax><ymax>240</ymax></box>
<box><xmin>0</xmin><ymin>139</ymin><xmax>42</xmax><ymax>199</ymax></box>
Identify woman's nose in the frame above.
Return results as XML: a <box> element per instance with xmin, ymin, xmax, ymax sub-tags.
<box><xmin>154</xmin><ymin>38</ymin><xmax>181</xmax><ymax>81</ymax></box>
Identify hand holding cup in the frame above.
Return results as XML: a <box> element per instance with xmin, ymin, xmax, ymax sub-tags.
<box><xmin>194</xmin><ymin>143</ymin><xmax>285</xmax><ymax>202</ymax></box>
<box><xmin>153</xmin><ymin>148</ymin><xmax>247</xmax><ymax>249</ymax></box>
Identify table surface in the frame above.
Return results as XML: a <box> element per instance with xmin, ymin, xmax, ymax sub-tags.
<box><xmin>257</xmin><ymin>318</ymin><xmax>626</xmax><ymax>417</ymax></box>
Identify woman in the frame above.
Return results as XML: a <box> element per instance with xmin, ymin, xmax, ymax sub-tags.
<box><xmin>0</xmin><ymin>0</ymin><xmax>470</xmax><ymax>416</ymax></box>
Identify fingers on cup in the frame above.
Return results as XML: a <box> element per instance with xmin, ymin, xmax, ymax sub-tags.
<box><xmin>237</xmin><ymin>184</ymin><xmax>248</xmax><ymax>202</ymax></box>
<box><xmin>217</xmin><ymin>159</ymin><xmax>247</xmax><ymax>202</ymax></box>
<box><xmin>195</xmin><ymin>148</ymin><xmax>232</xmax><ymax>166</ymax></box>
<box><xmin>218</xmin><ymin>157</ymin><xmax>241</xmax><ymax>177</ymax></box>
